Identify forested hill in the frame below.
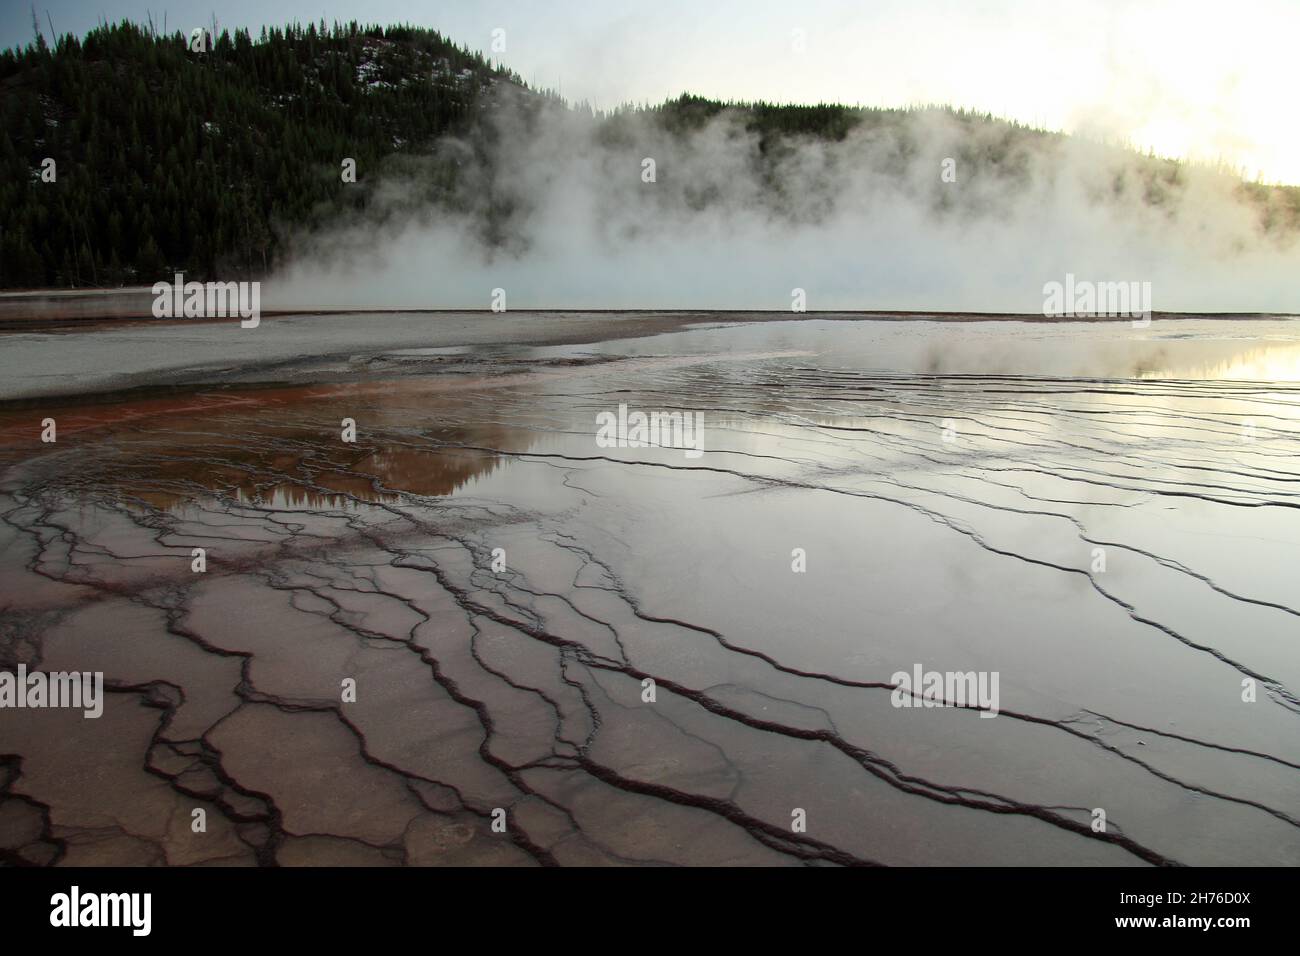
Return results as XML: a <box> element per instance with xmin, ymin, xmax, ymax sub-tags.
<box><xmin>2</xmin><ymin>20</ymin><xmax>1297</xmax><ymax>291</ymax></box>
<box><xmin>0</xmin><ymin>20</ymin><xmax>524</xmax><ymax>288</ymax></box>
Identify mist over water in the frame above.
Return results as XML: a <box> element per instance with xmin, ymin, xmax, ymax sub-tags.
<box><xmin>268</xmin><ymin>95</ymin><xmax>1300</xmax><ymax>313</ymax></box>
<box><xmin>8</xmin><ymin>2</ymin><xmax>1300</xmax><ymax>890</ymax></box>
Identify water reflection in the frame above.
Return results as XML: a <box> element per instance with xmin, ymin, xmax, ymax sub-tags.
<box><xmin>1135</xmin><ymin>343</ymin><xmax>1300</xmax><ymax>381</ymax></box>
<box><xmin>0</xmin><ymin>380</ymin><xmax>542</xmax><ymax>510</ymax></box>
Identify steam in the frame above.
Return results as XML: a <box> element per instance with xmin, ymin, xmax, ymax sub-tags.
<box><xmin>267</xmin><ymin>92</ymin><xmax>1300</xmax><ymax>313</ymax></box>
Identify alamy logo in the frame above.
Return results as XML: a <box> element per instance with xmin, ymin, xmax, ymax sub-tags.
<box><xmin>890</xmin><ymin>663</ymin><xmax>1000</xmax><ymax>718</ymax></box>
<box><xmin>50</xmin><ymin>886</ymin><xmax>151</xmax><ymax>936</ymax></box>
<box><xmin>1042</xmin><ymin>273</ymin><xmax>1152</xmax><ymax>327</ymax></box>
<box><xmin>0</xmin><ymin>665</ymin><xmax>103</xmax><ymax>718</ymax></box>
<box><xmin>151</xmin><ymin>272</ymin><xmax>261</xmax><ymax>328</ymax></box>
<box><xmin>596</xmin><ymin>403</ymin><xmax>705</xmax><ymax>459</ymax></box>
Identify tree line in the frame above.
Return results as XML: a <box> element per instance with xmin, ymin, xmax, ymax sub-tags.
<box><xmin>2</xmin><ymin>19</ymin><xmax>1295</xmax><ymax>290</ymax></box>
<box><xmin>0</xmin><ymin>20</ymin><xmax>517</xmax><ymax>288</ymax></box>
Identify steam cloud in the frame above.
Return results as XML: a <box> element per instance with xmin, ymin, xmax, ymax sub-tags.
<box><xmin>267</xmin><ymin>93</ymin><xmax>1300</xmax><ymax>313</ymax></box>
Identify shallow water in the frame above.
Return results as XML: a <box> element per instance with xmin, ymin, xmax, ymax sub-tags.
<box><xmin>1</xmin><ymin>316</ymin><xmax>1297</xmax><ymax>865</ymax></box>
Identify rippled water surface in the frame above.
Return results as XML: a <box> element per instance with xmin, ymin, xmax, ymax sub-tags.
<box><xmin>1</xmin><ymin>317</ymin><xmax>1297</xmax><ymax>865</ymax></box>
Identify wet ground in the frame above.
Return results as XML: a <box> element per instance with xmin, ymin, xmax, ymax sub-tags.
<box><xmin>1</xmin><ymin>315</ymin><xmax>1298</xmax><ymax>866</ymax></box>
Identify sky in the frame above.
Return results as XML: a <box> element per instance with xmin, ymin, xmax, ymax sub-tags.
<box><xmin>5</xmin><ymin>0</ymin><xmax>1299</xmax><ymax>184</ymax></box>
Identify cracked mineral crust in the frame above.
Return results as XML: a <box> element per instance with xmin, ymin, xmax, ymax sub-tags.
<box><xmin>1</xmin><ymin>315</ymin><xmax>1298</xmax><ymax>866</ymax></box>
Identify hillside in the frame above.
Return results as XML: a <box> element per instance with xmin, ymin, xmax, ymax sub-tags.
<box><xmin>2</xmin><ymin>20</ymin><xmax>1297</xmax><ymax>291</ymax></box>
<box><xmin>0</xmin><ymin>20</ymin><xmax>520</xmax><ymax>288</ymax></box>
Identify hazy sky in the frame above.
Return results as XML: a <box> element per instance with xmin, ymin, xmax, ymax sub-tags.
<box><xmin>7</xmin><ymin>0</ymin><xmax>1299</xmax><ymax>184</ymax></box>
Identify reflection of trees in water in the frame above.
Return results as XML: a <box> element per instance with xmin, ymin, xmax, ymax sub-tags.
<box><xmin>110</xmin><ymin>418</ymin><xmax>536</xmax><ymax>511</ymax></box>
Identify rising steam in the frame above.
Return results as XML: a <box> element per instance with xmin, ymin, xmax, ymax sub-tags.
<box><xmin>267</xmin><ymin>92</ymin><xmax>1300</xmax><ymax>312</ymax></box>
